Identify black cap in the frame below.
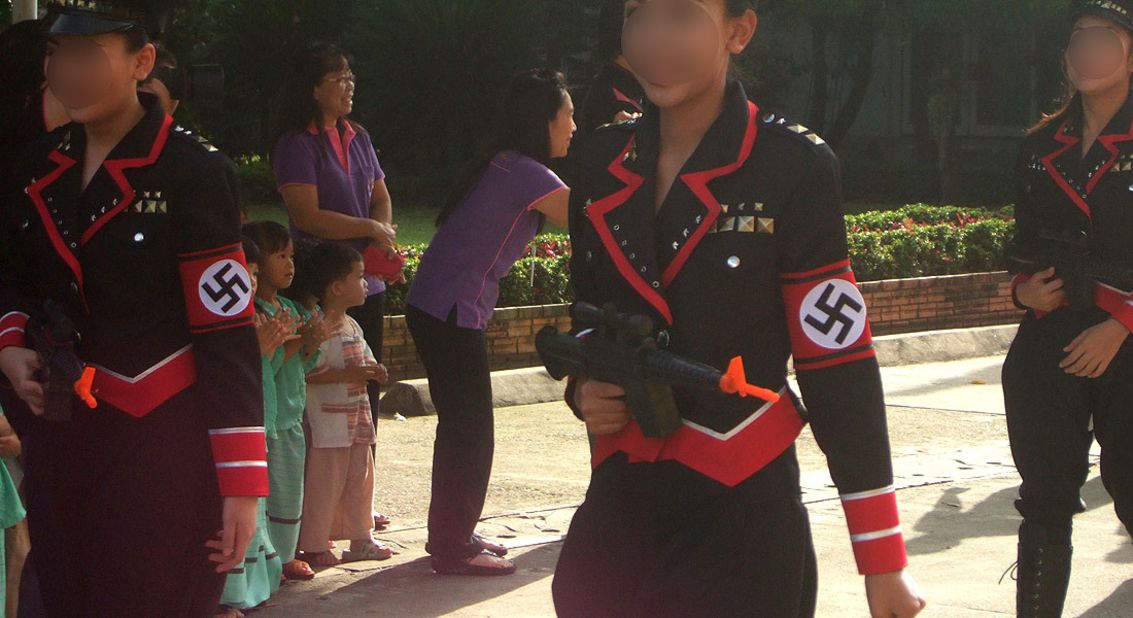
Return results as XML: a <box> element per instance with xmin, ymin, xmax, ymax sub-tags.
<box><xmin>1073</xmin><ymin>0</ymin><xmax>1133</xmax><ymax>33</ymax></box>
<box><xmin>43</xmin><ymin>0</ymin><xmax>177</xmax><ymax>39</ymax></box>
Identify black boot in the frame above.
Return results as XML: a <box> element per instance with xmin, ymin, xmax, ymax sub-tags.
<box><xmin>1016</xmin><ymin>527</ymin><xmax>1073</xmax><ymax>618</ymax></box>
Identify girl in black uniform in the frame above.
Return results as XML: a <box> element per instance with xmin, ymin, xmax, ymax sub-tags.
<box><xmin>554</xmin><ymin>1</ymin><xmax>925</xmax><ymax>616</ymax></box>
<box><xmin>1005</xmin><ymin>1</ymin><xmax>1133</xmax><ymax>615</ymax></box>
<box><xmin>0</xmin><ymin>2</ymin><xmax>264</xmax><ymax>615</ymax></box>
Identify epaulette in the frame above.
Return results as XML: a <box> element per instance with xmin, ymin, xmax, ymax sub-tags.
<box><xmin>170</xmin><ymin>124</ymin><xmax>220</xmax><ymax>153</ymax></box>
<box><xmin>759</xmin><ymin>112</ymin><xmax>828</xmax><ymax>148</ymax></box>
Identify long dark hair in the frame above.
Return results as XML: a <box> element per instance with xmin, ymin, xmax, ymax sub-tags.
<box><xmin>273</xmin><ymin>42</ymin><xmax>355</xmax><ymax>153</ymax></box>
<box><xmin>436</xmin><ymin>68</ymin><xmax>569</xmax><ymax>226</ymax></box>
<box><xmin>1029</xmin><ymin>14</ymin><xmax>1133</xmax><ymax>135</ymax></box>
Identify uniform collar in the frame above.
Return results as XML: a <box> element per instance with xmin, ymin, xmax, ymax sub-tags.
<box><xmin>25</xmin><ymin>92</ymin><xmax>173</xmax><ymax>295</ymax></box>
<box><xmin>1043</xmin><ymin>94</ymin><xmax>1133</xmax><ymax>221</ymax></box>
<box><xmin>306</xmin><ymin>118</ymin><xmax>357</xmax><ymax>173</ymax></box>
<box><xmin>585</xmin><ymin>79</ymin><xmax>760</xmax><ymax>325</ymax></box>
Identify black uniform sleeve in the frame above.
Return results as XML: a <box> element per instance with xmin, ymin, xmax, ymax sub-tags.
<box><xmin>172</xmin><ymin>152</ymin><xmax>267</xmax><ymax>498</ymax></box>
<box><xmin>0</xmin><ymin>162</ymin><xmax>35</xmax><ymax>354</ymax></box>
<box><xmin>776</xmin><ymin>144</ymin><xmax>907</xmax><ymax>575</ymax></box>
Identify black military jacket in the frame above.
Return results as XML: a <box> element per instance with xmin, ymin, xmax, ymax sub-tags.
<box><xmin>0</xmin><ymin>94</ymin><xmax>266</xmax><ymax>497</ymax></box>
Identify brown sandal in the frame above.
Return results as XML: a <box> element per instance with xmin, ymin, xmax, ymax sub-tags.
<box><xmin>282</xmin><ymin>559</ymin><xmax>316</xmax><ymax>581</ymax></box>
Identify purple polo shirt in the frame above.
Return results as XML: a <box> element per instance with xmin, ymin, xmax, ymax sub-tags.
<box><xmin>273</xmin><ymin>121</ymin><xmax>387</xmax><ymax>295</ymax></box>
<box><xmin>407</xmin><ymin>151</ymin><xmax>566</xmax><ymax>330</ymax></box>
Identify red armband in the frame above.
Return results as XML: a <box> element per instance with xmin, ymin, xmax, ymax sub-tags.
<box><xmin>781</xmin><ymin>259</ymin><xmax>876</xmax><ymax>371</ymax></box>
<box><xmin>841</xmin><ymin>486</ymin><xmax>908</xmax><ymax>575</ymax></box>
<box><xmin>0</xmin><ymin>312</ymin><xmax>29</xmax><ymax>352</ymax></box>
<box><xmin>208</xmin><ymin>427</ymin><xmax>269</xmax><ymax>497</ymax></box>
<box><xmin>178</xmin><ymin>243</ymin><xmax>255</xmax><ymax>334</ymax></box>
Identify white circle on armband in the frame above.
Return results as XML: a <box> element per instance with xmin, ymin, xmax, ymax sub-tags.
<box><xmin>798</xmin><ymin>279</ymin><xmax>867</xmax><ymax>350</ymax></box>
<box><xmin>198</xmin><ymin>259</ymin><xmax>253</xmax><ymax>317</ymax></box>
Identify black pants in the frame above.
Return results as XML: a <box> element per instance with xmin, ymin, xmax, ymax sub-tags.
<box><xmin>24</xmin><ymin>389</ymin><xmax>225</xmax><ymax>617</ymax></box>
<box><xmin>406</xmin><ymin>304</ymin><xmax>495</xmax><ymax>560</ymax></box>
<box><xmin>348</xmin><ymin>291</ymin><xmax>386</xmax><ymax>423</ymax></box>
<box><xmin>1003</xmin><ymin>311</ymin><xmax>1133</xmax><ymax>542</ymax></box>
<box><xmin>553</xmin><ymin>448</ymin><xmax>818</xmax><ymax>618</ymax></box>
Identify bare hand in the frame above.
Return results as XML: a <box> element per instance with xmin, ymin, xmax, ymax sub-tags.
<box><xmin>865</xmin><ymin>570</ymin><xmax>927</xmax><ymax>618</ymax></box>
<box><xmin>206</xmin><ymin>496</ymin><xmax>258</xmax><ymax>573</ymax></box>
<box><xmin>367</xmin><ymin>220</ymin><xmax>398</xmax><ymax>247</ymax></box>
<box><xmin>1061</xmin><ymin>318</ymin><xmax>1130</xmax><ymax>378</ymax></box>
<box><xmin>0</xmin><ymin>347</ymin><xmax>44</xmax><ymax>415</ymax></box>
<box><xmin>1016</xmin><ymin>267</ymin><xmax>1066</xmax><ymax>313</ymax></box>
<box><xmin>573</xmin><ymin>378</ymin><xmax>631</xmax><ymax>435</ymax></box>
<box><xmin>254</xmin><ymin>312</ymin><xmax>300</xmax><ymax>357</ymax></box>
<box><xmin>342</xmin><ymin>364</ymin><xmax>386</xmax><ymax>385</ymax></box>
<box><xmin>298</xmin><ymin>312</ymin><xmax>334</xmax><ymax>352</ymax></box>
<box><xmin>0</xmin><ymin>434</ymin><xmax>20</xmax><ymax>459</ymax></box>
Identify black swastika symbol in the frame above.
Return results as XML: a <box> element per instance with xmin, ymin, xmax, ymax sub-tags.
<box><xmin>803</xmin><ymin>283</ymin><xmax>863</xmax><ymax>345</ymax></box>
<box><xmin>201</xmin><ymin>263</ymin><xmax>249</xmax><ymax>313</ymax></box>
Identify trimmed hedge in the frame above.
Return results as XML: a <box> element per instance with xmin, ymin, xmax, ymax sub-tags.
<box><xmin>382</xmin><ymin>205</ymin><xmax>1016</xmax><ymax>315</ymax></box>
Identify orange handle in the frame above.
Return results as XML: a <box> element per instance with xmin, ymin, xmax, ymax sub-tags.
<box><xmin>718</xmin><ymin>357</ymin><xmax>780</xmax><ymax>402</ymax></box>
<box><xmin>74</xmin><ymin>366</ymin><xmax>98</xmax><ymax>409</ymax></box>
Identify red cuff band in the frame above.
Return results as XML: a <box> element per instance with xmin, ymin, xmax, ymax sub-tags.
<box><xmin>841</xmin><ymin>487</ymin><xmax>908</xmax><ymax>575</ymax></box>
<box><xmin>209</xmin><ymin>428</ymin><xmax>269</xmax><ymax>497</ymax></box>
<box><xmin>781</xmin><ymin>260</ymin><xmax>876</xmax><ymax>371</ymax></box>
<box><xmin>178</xmin><ymin>244</ymin><xmax>256</xmax><ymax>334</ymax></box>
<box><xmin>1094</xmin><ymin>283</ymin><xmax>1133</xmax><ymax>333</ymax></box>
<box><xmin>0</xmin><ymin>312</ymin><xmax>29</xmax><ymax>351</ymax></box>
<box><xmin>850</xmin><ymin>532</ymin><xmax>909</xmax><ymax>575</ymax></box>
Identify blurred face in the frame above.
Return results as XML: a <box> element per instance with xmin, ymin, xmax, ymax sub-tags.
<box><xmin>313</xmin><ymin>63</ymin><xmax>356</xmax><ymax>124</ymax></box>
<box><xmin>45</xmin><ymin>33</ymin><xmax>154</xmax><ymax>124</ymax></box>
<box><xmin>622</xmin><ymin>0</ymin><xmax>756</xmax><ymax>109</ymax></box>
<box><xmin>329</xmin><ymin>260</ymin><xmax>369</xmax><ymax>309</ymax></box>
<box><xmin>1067</xmin><ymin>16</ymin><xmax>1133</xmax><ymax>96</ymax></box>
<box><xmin>258</xmin><ymin>241</ymin><xmax>295</xmax><ymax>293</ymax></box>
<box><xmin>548</xmin><ymin>93</ymin><xmax>577</xmax><ymax>158</ymax></box>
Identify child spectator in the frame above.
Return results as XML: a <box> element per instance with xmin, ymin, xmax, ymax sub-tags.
<box><xmin>296</xmin><ymin>243</ymin><xmax>394</xmax><ymax>566</ymax></box>
<box><xmin>243</xmin><ymin>222</ymin><xmax>331</xmax><ymax>582</ymax></box>
<box><xmin>217</xmin><ymin>239</ymin><xmax>296</xmax><ymax>617</ymax></box>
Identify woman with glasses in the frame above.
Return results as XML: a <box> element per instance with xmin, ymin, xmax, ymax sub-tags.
<box><xmin>1005</xmin><ymin>1</ymin><xmax>1133</xmax><ymax>615</ymax></box>
<box><xmin>272</xmin><ymin>44</ymin><xmax>398</xmax><ymax>580</ymax></box>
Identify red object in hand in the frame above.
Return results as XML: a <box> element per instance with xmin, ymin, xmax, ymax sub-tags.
<box><xmin>363</xmin><ymin>246</ymin><xmax>406</xmax><ymax>281</ymax></box>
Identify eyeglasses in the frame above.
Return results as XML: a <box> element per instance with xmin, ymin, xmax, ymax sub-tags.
<box><xmin>323</xmin><ymin>73</ymin><xmax>356</xmax><ymax>87</ymax></box>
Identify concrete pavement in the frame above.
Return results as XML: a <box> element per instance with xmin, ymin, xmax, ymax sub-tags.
<box><xmin>262</xmin><ymin>351</ymin><xmax>1130</xmax><ymax>617</ymax></box>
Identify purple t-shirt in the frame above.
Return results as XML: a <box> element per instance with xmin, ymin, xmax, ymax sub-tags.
<box><xmin>407</xmin><ymin>151</ymin><xmax>566</xmax><ymax>330</ymax></box>
<box><xmin>273</xmin><ymin>121</ymin><xmax>387</xmax><ymax>295</ymax></box>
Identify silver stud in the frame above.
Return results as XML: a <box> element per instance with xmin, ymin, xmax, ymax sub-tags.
<box><xmin>672</xmin><ymin>241</ymin><xmax>680</xmax><ymax>250</ymax></box>
<box><xmin>70</xmin><ymin>242</ymin><xmax>77</xmax><ymax>249</ymax></box>
<box><xmin>90</xmin><ymin>215</ymin><xmax>97</xmax><ymax>222</ymax></box>
<box><xmin>629</xmin><ymin>253</ymin><xmax>636</xmax><ymax>259</ymax></box>
<box><xmin>133</xmin><ymin>232</ymin><xmax>145</xmax><ymax>243</ymax></box>
<box><xmin>613</xmin><ymin>225</ymin><xmax>620</xmax><ymax>231</ymax></box>
<box><xmin>727</xmin><ymin>256</ymin><xmax>742</xmax><ymax>269</ymax></box>
<box><xmin>652</xmin><ymin>281</ymin><xmax>661</xmax><ymax>288</ymax></box>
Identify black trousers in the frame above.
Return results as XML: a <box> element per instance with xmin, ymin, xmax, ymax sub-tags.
<box><xmin>348</xmin><ymin>290</ymin><xmax>386</xmax><ymax>423</ymax></box>
<box><xmin>23</xmin><ymin>389</ymin><xmax>225</xmax><ymax>617</ymax></box>
<box><xmin>1003</xmin><ymin>311</ymin><xmax>1133</xmax><ymax>542</ymax></box>
<box><xmin>553</xmin><ymin>448</ymin><xmax>818</xmax><ymax>618</ymax></box>
<box><xmin>406</xmin><ymin>304</ymin><xmax>495</xmax><ymax>560</ymax></box>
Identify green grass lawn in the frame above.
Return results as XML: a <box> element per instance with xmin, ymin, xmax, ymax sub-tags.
<box><xmin>246</xmin><ymin>200</ymin><xmax>566</xmax><ymax>247</ymax></box>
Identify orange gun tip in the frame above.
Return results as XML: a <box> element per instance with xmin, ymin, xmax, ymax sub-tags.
<box><xmin>720</xmin><ymin>357</ymin><xmax>781</xmax><ymax>403</ymax></box>
<box><xmin>74</xmin><ymin>366</ymin><xmax>98</xmax><ymax>409</ymax></box>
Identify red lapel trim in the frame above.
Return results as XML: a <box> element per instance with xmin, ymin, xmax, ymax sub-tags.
<box><xmin>662</xmin><ymin>101</ymin><xmax>760</xmax><ymax>288</ymax></box>
<box><xmin>81</xmin><ymin>113</ymin><xmax>174</xmax><ymax>246</ymax></box>
<box><xmin>27</xmin><ymin>150</ymin><xmax>83</xmax><ymax>287</ymax></box>
<box><xmin>587</xmin><ymin>136</ymin><xmax>673</xmax><ymax>324</ymax></box>
<box><xmin>612</xmin><ymin>87</ymin><xmax>643</xmax><ymax>113</ymax></box>
<box><xmin>1041</xmin><ymin>120</ymin><xmax>1090</xmax><ymax>220</ymax></box>
<box><xmin>1086</xmin><ymin>113</ymin><xmax>1133</xmax><ymax>194</ymax></box>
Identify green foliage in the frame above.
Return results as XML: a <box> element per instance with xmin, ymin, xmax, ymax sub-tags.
<box><xmin>380</xmin><ymin>208</ymin><xmax>1016</xmax><ymax>314</ymax></box>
